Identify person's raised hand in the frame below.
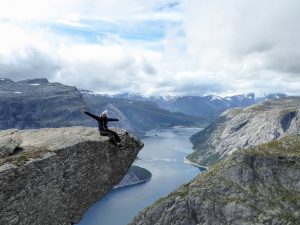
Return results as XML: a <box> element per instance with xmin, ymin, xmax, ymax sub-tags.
<box><xmin>80</xmin><ymin>107</ymin><xmax>87</xmax><ymax>113</ymax></box>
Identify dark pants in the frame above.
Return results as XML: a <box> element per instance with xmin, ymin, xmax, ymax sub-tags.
<box><xmin>100</xmin><ymin>129</ymin><xmax>121</xmax><ymax>146</ymax></box>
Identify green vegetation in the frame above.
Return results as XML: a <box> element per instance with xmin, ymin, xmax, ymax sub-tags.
<box><xmin>274</xmin><ymin>187</ymin><xmax>300</xmax><ymax>206</ymax></box>
<box><xmin>246</xmin><ymin>135</ymin><xmax>300</xmax><ymax>157</ymax></box>
<box><xmin>186</xmin><ymin>151</ymin><xmax>221</xmax><ymax>168</ymax></box>
<box><xmin>188</xmin><ymin>116</ymin><xmax>228</xmax><ymax>166</ymax></box>
<box><xmin>138</xmin><ymin>134</ymin><xmax>300</xmax><ymax>224</ymax></box>
<box><xmin>0</xmin><ymin>147</ymin><xmax>50</xmax><ymax>167</ymax></box>
<box><xmin>145</xmin><ymin>183</ymin><xmax>190</xmax><ymax>211</ymax></box>
<box><xmin>246</xmin><ymin>104</ymin><xmax>269</xmax><ymax>112</ymax></box>
<box><xmin>226</xmin><ymin>108</ymin><xmax>244</xmax><ymax>117</ymax></box>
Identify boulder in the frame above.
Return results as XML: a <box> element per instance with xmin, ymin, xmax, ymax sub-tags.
<box><xmin>0</xmin><ymin>130</ymin><xmax>22</xmax><ymax>158</ymax></box>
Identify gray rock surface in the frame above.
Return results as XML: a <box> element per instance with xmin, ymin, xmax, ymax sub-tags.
<box><xmin>0</xmin><ymin>126</ymin><xmax>143</xmax><ymax>225</ymax></box>
<box><xmin>0</xmin><ymin>78</ymin><xmax>87</xmax><ymax>129</ymax></box>
<box><xmin>0</xmin><ymin>129</ymin><xmax>22</xmax><ymax>157</ymax></box>
<box><xmin>130</xmin><ymin>135</ymin><xmax>300</xmax><ymax>225</ymax></box>
<box><xmin>189</xmin><ymin>97</ymin><xmax>300</xmax><ymax>166</ymax></box>
<box><xmin>114</xmin><ymin>165</ymin><xmax>152</xmax><ymax>189</ymax></box>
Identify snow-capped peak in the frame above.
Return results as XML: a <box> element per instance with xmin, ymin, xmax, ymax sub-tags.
<box><xmin>209</xmin><ymin>95</ymin><xmax>223</xmax><ymax>101</ymax></box>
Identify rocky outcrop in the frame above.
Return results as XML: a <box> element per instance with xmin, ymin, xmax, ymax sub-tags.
<box><xmin>130</xmin><ymin>135</ymin><xmax>300</xmax><ymax>225</ymax></box>
<box><xmin>0</xmin><ymin>126</ymin><xmax>143</xmax><ymax>225</ymax></box>
<box><xmin>188</xmin><ymin>97</ymin><xmax>300</xmax><ymax>167</ymax></box>
<box><xmin>0</xmin><ymin>133</ymin><xmax>22</xmax><ymax>157</ymax></box>
<box><xmin>114</xmin><ymin>165</ymin><xmax>152</xmax><ymax>189</ymax></box>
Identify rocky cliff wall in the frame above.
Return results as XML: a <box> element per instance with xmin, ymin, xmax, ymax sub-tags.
<box><xmin>130</xmin><ymin>135</ymin><xmax>300</xmax><ymax>225</ymax></box>
<box><xmin>0</xmin><ymin>78</ymin><xmax>87</xmax><ymax>129</ymax></box>
<box><xmin>0</xmin><ymin>126</ymin><xmax>143</xmax><ymax>225</ymax></box>
<box><xmin>189</xmin><ymin>97</ymin><xmax>300</xmax><ymax>167</ymax></box>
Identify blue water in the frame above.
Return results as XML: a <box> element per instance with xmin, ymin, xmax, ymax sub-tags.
<box><xmin>78</xmin><ymin>127</ymin><xmax>203</xmax><ymax>225</ymax></box>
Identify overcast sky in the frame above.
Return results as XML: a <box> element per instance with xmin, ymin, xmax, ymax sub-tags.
<box><xmin>0</xmin><ymin>0</ymin><xmax>299</xmax><ymax>96</ymax></box>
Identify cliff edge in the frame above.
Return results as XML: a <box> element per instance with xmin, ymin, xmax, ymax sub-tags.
<box><xmin>0</xmin><ymin>126</ymin><xmax>143</xmax><ymax>225</ymax></box>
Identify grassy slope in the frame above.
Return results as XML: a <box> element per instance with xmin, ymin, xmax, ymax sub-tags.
<box><xmin>136</xmin><ymin>135</ymin><xmax>300</xmax><ymax>224</ymax></box>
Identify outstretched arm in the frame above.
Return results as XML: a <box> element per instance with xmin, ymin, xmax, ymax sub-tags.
<box><xmin>108</xmin><ymin>118</ymin><xmax>119</xmax><ymax>122</ymax></box>
<box><xmin>84</xmin><ymin>111</ymin><xmax>100</xmax><ymax>121</ymax></box>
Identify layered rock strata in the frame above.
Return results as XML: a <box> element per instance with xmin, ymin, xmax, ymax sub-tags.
<box><xmin>189</xmin><ymin>97</ymin><xmax>300</xmax><ymax>166</ymax></box>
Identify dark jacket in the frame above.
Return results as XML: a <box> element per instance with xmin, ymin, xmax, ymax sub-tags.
<box><xmin>84</xmin><ymin>111</ymin><xmax>119</xmax><ymax>131</ymax></box>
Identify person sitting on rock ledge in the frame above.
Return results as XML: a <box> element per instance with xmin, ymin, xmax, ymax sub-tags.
<box><xmin>82</xmin><ymin>109</ymin><xmax>122</xmax><ymax>147</ymax></box>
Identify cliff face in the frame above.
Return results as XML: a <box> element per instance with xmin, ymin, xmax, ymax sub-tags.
<box><xmin>0</xmin><ymin>78</ymin><xmax>87</xmax><ymax>129</ymax></box>
<box><xmin>0</xmin><ymin>127</ymin><xmax>143</xmax><ymax>225</ymax></box>
<box><xmin>188</xmin><ymin>97</ymin><xmax>300</xmax><ymax>167</ymax></box>
<box><xmin>130</xmin><ymin>135</ymin><xmax>300</xmax><ymax>225</ymax></box>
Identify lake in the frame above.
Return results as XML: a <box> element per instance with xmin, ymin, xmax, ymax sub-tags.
<box><xmin>78</xmin><ymin>127</ymin><xmax>204</xmax><ymax>225</ymax></box>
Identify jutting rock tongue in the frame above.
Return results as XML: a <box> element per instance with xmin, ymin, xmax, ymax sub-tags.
<box><xmin>0</xmin><ymin>126</ymin><xmax>143</xmax><ymax>225</ymax></box>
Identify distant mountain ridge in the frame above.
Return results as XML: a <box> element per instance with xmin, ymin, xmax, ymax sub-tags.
<box><xmin>0</xmin><ymin>78</ymin><xmax>290</xmax><ymax>137</ymax></box>
<box><xmin>81</xmin><ymin>90</ymin><xmax>207</xmax><ymax>136</ymax></box>
<box><xmin>188</xmin><ymin>97</ymin><xmax>300</xmax><ymax>167</ymax></box>
<box><xmin>0</xmin><ymin>78</ymin><xmax>207</xmax><ymax>136</ymax></box>
<box><xmin>98</xmin><ymin>91</ymin><xmax>288</xmax><ymax>119</ymax></box>
<box><xmin>0</xmin><ymin>78</ymin><xmax>86</xmax><ymax>129</ymax></box>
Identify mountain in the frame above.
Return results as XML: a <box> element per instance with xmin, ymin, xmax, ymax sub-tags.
<box><xmin>0</xmin><ymin>78</ymin><xmax>290</xmax><ymax>139</ymax></box>
<box><xmin>130</xmin><ymin>135</ymin><xmax>300</xmax><ymax>225</ymax></box>
<box><xmin>0</xmin><ymin>78</ymin><xmax>87</xmax><ymax>129</ymax></box>
<box><xmin>0</xmin><ymin>126</ymin><xmax>143</xmax><ymax>225</ymax></box>
<box><xmin>0</xmin><ymin>78</ymin><xmax>207</xmax><ymax>137</ymax></box>
<box><xmin>188</xmin><ymin>97</ymin><xmax>300</xmax><ymax>167</ymax></box>
<box><xmin>81</xmin><ymin>90</ymin><xmax>208</xmax><ymax>136</ymax></box>
<box><xmin>157</xmin><ymin>93</ymin><xmax>256</xmax><ymax>119</ymax></box>
<box><xmin>109</xmin><ymin>92</ymin><xmax>288</xmax><ymax>120</ymax></box>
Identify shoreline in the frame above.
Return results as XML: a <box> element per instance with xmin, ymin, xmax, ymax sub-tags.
<box><xmin>184</xmin><ymin>157</ymin><xmax>208</xmax><ymax>170</ymax></box>
<box><xmin>113</xmin><ymin>177</ymin><xmax>152</xmax><ymax>189</ymax></box>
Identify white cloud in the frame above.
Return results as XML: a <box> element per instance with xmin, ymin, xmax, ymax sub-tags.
<box><xmin>179</xmin><ymin>0</ymin><xmax>300</xmax><ymax>95</ymax></box>
<box><xmin>0</xmin><ymin>0</ymin><xmax>299</xmax><ymax>96</ymax></box>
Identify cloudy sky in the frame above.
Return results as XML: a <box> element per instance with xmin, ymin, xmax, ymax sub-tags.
<box><xmin>0</xmin><ymin>0</ymin><xmax>299</xmax><ymax>96</ymax></box>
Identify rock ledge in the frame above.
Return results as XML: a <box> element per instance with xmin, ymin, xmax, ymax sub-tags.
<box><xmin>0</xmin><ymin>126</ymin><xmax>143</xmax><ymax>225</ymax></box>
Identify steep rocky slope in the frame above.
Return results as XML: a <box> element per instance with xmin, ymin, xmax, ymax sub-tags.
<box><xmin>188</xmin><ymin>97</ymin><xmax>300</xmax><ymax>167</ymax></box>
<box><xmin>130</xmin><ymin>135</ymin><xmax>300</xmax><ymax>225</ymax></box>
<box><xmin>0</xmin><ymin>127</ymin><xmax>143</xmax><ymax>225</ymax></box>
<box><xmin>0</xmin><ymin>78</ymin><xmax>87</xmax><ymax>129</ymax></box>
